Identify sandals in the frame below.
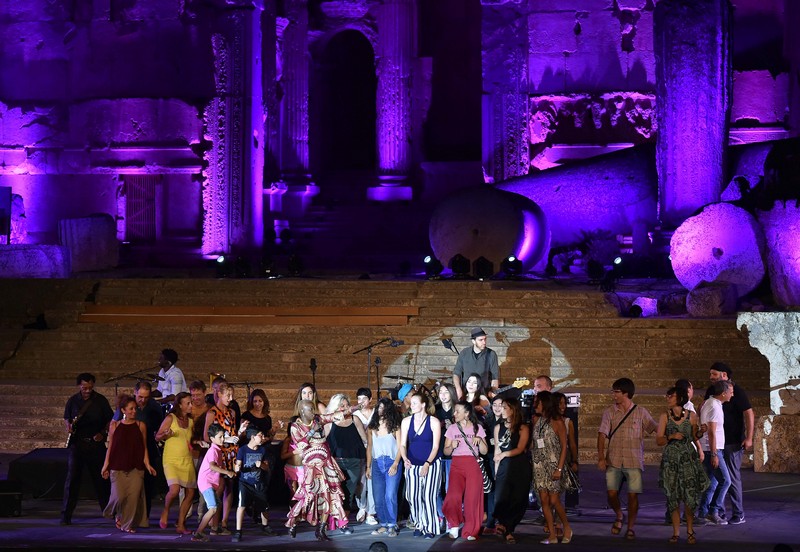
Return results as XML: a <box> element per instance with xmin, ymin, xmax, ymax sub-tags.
<box><xmin>611</xmin><ymin>518</ymin><xmax>624</xmax><ymax>535</ymax></box>
<box><xmin>669</xmin><ymin>534</ymin><xmax>679</xmax><ymax>544</ymax></box>
<box><xmin>687</xmin><ymin>531</ymin><xmax>696</xmax><ymax>545</ymax></box>
<box><xmin>505</xmin><ymin>533</ymin><xmax>516</xmax><ymax>545</ymax></box>
<box><xmin>625</xmin><ymin>529</ymin><xmax>636</xmax><ymax>540</ymax></box>
<box><xmin>495</xmin><ymin>524</ymin><xmax>507</xmax><ymax>538</ymax></box>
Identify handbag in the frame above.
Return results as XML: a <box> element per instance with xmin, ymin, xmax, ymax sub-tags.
<box><xmin>456</xmin><ymin>423</ymin><xmax>493</xmax><ymax>493</ymax></box>
<box><xmin>562</xmin><ymin>463</ymin><xmax>582</xmax><ymax>493</ymax></box>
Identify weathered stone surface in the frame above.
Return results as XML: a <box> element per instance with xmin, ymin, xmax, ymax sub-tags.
<box><xmin>632</xmin><ymin>296</ymin><xmax>658</xmax><ymax>317</ymax></box>
<box><xmin>737</xmin><ymin>312</ymin><xmax>800</xmax><ymax>416</ymax></box>
<box><xmin>757</xmin><ymin>203</ymin><xmax>800</xmax><ymax>307</ymax></box>
<box><xmin>0</xmin><ymin>245</ymin><xmax>70</xmax><ymax>277</ymax></box>
<box><xmin>754</xmin><ymin>415</ymin><xmax>800</xmax><ymax>473</ymax></box>
<box><xmin>654</xmin><ymin>0</ymin><xmax>731</xmax><ymax>226</ymax></box>
<box><xmin>499</xmin><ymin>144</ymin><xmax>657</xmax><ymax>248</ymax></box>
<box><xmin>686</xmin><ymin>283</ymin><xmax>737</xmax><ymax>317</ymax></box>
<box><xmin>58</xmin><ymin>215</ymin><xmax>118</xmax><ymax>272</ymax></box>
<box><xmin>670</xmin><ymin>203</ymin><xmax>765</xmax><ymax>297</ymax></box>
<box><xmin>732</xmin><ymin>71</ymin><xmax>790</xmax><ymax>126</ymax></box>
<box><xmin>429</xmin><ymin>186</ymin><xmax>550</xmax><ymax>272</ymax></box>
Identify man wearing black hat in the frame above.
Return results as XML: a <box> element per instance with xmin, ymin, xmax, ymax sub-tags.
<box><xmin>452</xmin><ymin>327</ymin><xmax>499</xmax><ymax>400</ymax></box>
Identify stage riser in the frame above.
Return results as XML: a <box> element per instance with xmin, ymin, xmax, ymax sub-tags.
<box><xmin>0</xmin><ymin>279</ymin><xmax>770</xmax><ymax>461</ymax></box>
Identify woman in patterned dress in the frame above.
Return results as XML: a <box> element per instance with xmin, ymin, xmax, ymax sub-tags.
<box><xmin>286</xmin><ymin>399</ymin><xmax>357</xmax><ymax>541</ymax></box>
<box><xmin>657</xmin><ymin>386</ymin><xmax>709</xmax><ymax>544</ymax></box>
<box><xmin>531</xmin><ymin>391</ymin><xmax>572</xmax><ymax>544</ymax></box>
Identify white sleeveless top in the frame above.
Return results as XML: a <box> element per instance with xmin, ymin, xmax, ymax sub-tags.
<box><xmin>370</xmin><ymin>429</ymin><xmax>398</xmax><ymax>459</ymax></box>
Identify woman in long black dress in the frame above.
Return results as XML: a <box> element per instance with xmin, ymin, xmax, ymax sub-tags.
<box><xmin>491</xmin><ymin>397</ymin><xmax>531</xmax><ymax>544</ymax></box>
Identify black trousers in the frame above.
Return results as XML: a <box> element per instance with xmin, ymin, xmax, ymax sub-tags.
<box><xmin>61</xmin><ymin>440</ymin><xmax>110</xmax><ymax>521</ymax></box>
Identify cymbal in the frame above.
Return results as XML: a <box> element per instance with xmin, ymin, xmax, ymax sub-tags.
<box><xmin>387</xmin><ymin>375</ymin><xmax>414</xmax><ymax>381</ymax></box>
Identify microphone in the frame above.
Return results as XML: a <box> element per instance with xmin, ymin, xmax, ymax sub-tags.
<box><xmin>441</xmin><ymin>338</ymin><xmax>453</xmax><ymax>350</ymax></box>
<box><xmin>310</xmin><ymin>358</ymin><xmax>317</xmax><ymax>373</ymax></box>
<box><xmin>389</xmin><ymin>338</ymin><xmax>404</xmax><ymax>347</ymax></box>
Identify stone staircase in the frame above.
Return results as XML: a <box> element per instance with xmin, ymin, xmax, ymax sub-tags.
<box><xmin>0</xmin><ymin>278</ymin><xmax>770</xmax><ymax>460</ymax></box>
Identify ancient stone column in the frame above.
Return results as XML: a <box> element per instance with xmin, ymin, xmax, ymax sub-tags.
<box><xmin>203</xmin><ymin>1</ymin><xmax>265</xmax><ymax>254</ymax></box>
<box><xmin>481</xmin><ymin>0</ymin><xmax>529</xmax><ymax>183</ymax></box>
<box><xmin>279</xmin><ymin>0</ymin><xmax>310</xmax><ymax>182</ymax></box>
<box><xmin>371</xmin><ymin>0</ymin><xmax>414</xmax><ymax>201</ymax></box>
<box><xmin>654</xmin><ymin>0</ymin><xmax>732</xmax><ymax>227</ymax></box>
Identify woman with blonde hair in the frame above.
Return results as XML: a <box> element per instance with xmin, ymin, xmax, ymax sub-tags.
<box><xmin>325</xmin><ymin>393</ymin><xmax>367</xmax><ymax>533</ymax></box>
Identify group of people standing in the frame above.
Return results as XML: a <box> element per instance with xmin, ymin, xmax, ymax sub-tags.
<box><xmin>60</xmin><ymin>335</ymin><xmax>755</xmax><ymax>546</ymax></box>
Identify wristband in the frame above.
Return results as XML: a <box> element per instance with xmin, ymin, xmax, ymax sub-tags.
<box><xmin>424</xmin><ymin>460</ymin><xmax>431</xmax><ymax>465</ymax></box>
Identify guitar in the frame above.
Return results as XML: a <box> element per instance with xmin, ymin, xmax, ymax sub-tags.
<box><xmin>65</xmin><ymin>414</ymin><xmax>81</xmax><ymax>448</ymax></box>
<box><xmin>493</xmin><ymin>377</ymin><xmax>530</xmax><ymax>395</ymax></box>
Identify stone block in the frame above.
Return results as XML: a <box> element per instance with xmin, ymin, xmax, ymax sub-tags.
<box><xmin>757</xmin><ymin>203</ymin><xmax>800</xmax><ymax>307</ymax></box>
<box><xmin>527</xmin><ymin>53</ymin><xmax>568</xmax><ymax>94</ymax></box>
<box><xmin>565</xmin><ymin>49</ymin><xmax>627</xmax><ymax>93</ymax></box>
<box><xmin>58</xmin><ymin>214</ymin><xmax>118</xmax><ymax>273</ymax></box>
<box><xmin>527</xmin><ymin>0</ymin><xmax>613</xmax><ymax>11</ymax></box>
<box><xmin>0</xmin><ymin>1</ymin><xmax>72</xmax><ymax>23</ymax></box>
<box><xmin>732</xmin><ymin>71</ymin><xmax>790</xmax><ymax>125</ymax></box>
<box><xmin>670</xmin><ymin>203</ymin><xmax>765</xmax><ymax>297</ymax></box>
<box><xmin>754</xmin><ymin>414</ymin><xmax>800</xmax><ymax>473</ymax></box>
<box><xmin>69</xmin><ymin>99</ymin><xmax>202</xmax><ymax>146</ymax></box>
<box><xmin>498</xmin><ymin>144</ymin><xmax>658</xmax><ymax>247</ymax></box>
<box><xmin>0</xmin><ymin>102</ymin><xmax>68</xmax><ymax>148</ymax></box>
<box><xmin>685</xmin><ymin>283</ymin><xmax>737</xmax><ymax>317</ymax></box>
<box><xmin>631</xmin><ymin>296</ymin><xmax>658</xmax><ymax>317</ymax></box>
<box><xmin>0</xmin><ymin>245</ymin><xmax>70</xmax><ymax>277</ymax></box>
<box><xmin>630</xmin><ymin>9</ymin><xmax>653</xmax><ymax>53</ymax></box>
<box><xmin>625</xmin><ymin>50</ymin><xmax>656</xmax><ymax>89</ymax></box>
<box><xmin>529</xmin><ymin>13</ymin><xmax>579</xmax><ymax>53</ymax></box>
<box><xmin>0</xmin><ymin>59</ymin><xmax>70</xmax><ymax>103</ymax></box>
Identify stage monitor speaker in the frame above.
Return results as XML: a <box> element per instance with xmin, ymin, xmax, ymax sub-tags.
<box><xmin>0</xmin><ymin>480</ymin><xmax>22</xmax><ymax>517</ymax></box>
<box><xmin>8</xmin><ymin>448</ymin><xmax>96</xmax><ymax>500</ymax></box>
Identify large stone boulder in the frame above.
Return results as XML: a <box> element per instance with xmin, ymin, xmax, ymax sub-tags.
<box><xmin>497</xmin><ymin>144</ymin><xmax>657</xmax><ymax>249</ymax></box>
<box><xmin>757</xmin><ymin>203</ymin><xmax>800</xmax><ymax>307</ymax></box>
<box><xmin>0</xmin><ymin>245</ymin><xmax>70</xmax><ymax>277</ymax></box>
<box><xmin>429</xmin><ymin>186</ymin><xmax>549</xmax><ymax>272</ymax></box>
<box><xmin>670</xmin><ymin>203</ymin><xmax>765</xmax><ymax>297</ymax></box>
<box><xmin>754</xmin><ymin>415</ymin><xmax>800</xmax><ymax>474</ymax></box>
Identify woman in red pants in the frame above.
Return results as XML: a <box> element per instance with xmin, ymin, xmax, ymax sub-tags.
<box><xmin>442</xmin><ymin>401</ymin><xmax>489</xmax><ymax>541</ymax></box>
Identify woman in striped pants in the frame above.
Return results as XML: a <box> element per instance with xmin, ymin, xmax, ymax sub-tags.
<box><xmin>399</xmin><ymin>392</ymin><xmax>442</xmax><ymax>538</ymax></box>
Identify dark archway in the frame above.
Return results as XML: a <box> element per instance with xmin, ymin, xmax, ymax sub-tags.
<box><xmin>310</xmin><ymin>30</ymin><xmax>377</xmax><ymax>174</ymax></box>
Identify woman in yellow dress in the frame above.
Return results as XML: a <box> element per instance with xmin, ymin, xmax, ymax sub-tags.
<box><xmin>157</xmin><ymin>392</ymin><xmax>200</xmax><ymax>534</ymax></box>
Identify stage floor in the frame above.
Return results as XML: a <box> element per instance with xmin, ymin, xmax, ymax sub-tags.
<box><xmin>1</xmin><ymin>461</ymin><xmax>798</xmax><ymax>552</ymax></box>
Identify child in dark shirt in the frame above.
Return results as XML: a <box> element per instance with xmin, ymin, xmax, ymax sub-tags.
<box><xmin>232</xmin><ymin>427</ymin><xmax>274</xmax><ymax>541</ymax></box>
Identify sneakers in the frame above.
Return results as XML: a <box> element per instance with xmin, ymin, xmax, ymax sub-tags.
<box><xmin>191</xmin><ymin>532</ymin><xmax>210</xmax><ymax>542</ymax></box>
<box><xmin>729</xmin><ymin>515</ymin><xmax>746</xmax><ymax>525</ymax></box>
<box><xmin>413</xmin><ymin>529</ymin><xmax>422</xmax><ymax>537</ymax></box>
<box><xmin>340</xmin><ymin>526</ymin><xmax>354</xmax><ymax>535</ymax></box>
<box><xmin>356</xmin><ymin>508</ymin><xmax>367</xmax><ymax>523</ymax></box>
<box><xmin>387</xmin><ymin>526</ymin><xmax>398</xmax><ymax>537</ymax></box>
<box><xmin>371</xmin><ymin>527</ymin><xmax>387</xmax><ymax>536</ymax></box>
<box><xmin>706</xmin><ymin>513</ymin><xmax>728</xmax><ymax>525</ymax></box>
<box><xmin>448</xmin><ymin>526</ymin><xmax>460</xmax><ymax>539</ymax></box>
<box><xmin>231</xmin><ymin>531</ymin><xmax>242</xmax><ymax>542</ymax></box>
<box><xmin>694</xmin><ymin>516</ymin><xmax>711</xmax><ymax>526</ymax></box>
<box><xmin>214</xmin><ymin>526</ymin><xmax>232</xmax><ymax>535</ymax></box>
<box><xmin>365</xmin><ymin>515</ymin><xmax>379</xmax><ymax>525</ymax></box>
<box><xmin>261</xmin><ymin>524</ymin><xmax>276</xmax><ymax>536</ymax></box>
<box><xmin>424</xmin><ymin>532</ymin><xmax>435</xmax><ymax>539</ymax></box>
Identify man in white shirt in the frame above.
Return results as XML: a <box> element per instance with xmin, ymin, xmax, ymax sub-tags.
<box><xmin>353</xmin><ymin>387</ymin><xmax>377</xmax><ymax>525</ymax></box>
<box><xmin>697</xmin><ymin>380</ymin><xmax>732</xmax><ymax>525</ymax></box>
<box><xmin>155</xmin><ymin>348</ymin><xmax>187</xmax><ymax>405</ymax></box>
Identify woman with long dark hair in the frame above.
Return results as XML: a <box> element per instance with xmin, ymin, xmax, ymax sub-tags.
<box><xmin>156</xmin><ymin>391</ymin><xmax>198</xmax><ymax>534</ymax></box>
<box><xmin>292</xmin><ymin>383</ymin><xmax>326</xmax><ymax>417</ymax></box>
<box><xmin>442</xmin><ymin>400</ymin><xmax>488</xmax><ymax>541</ymax></box>
<box><xmin>101</xmin><ymin>395</ymin><xmax>157</xmax><ymax>533</ymax></box>
<box><xmin>492</xmin><ymin>397</ymin><xmax>531</xmax><ymax>544</ymax></box>
<box><xmin>463</xmin><ymin>373</ymin><xmax>490</xmax><ymax>420</ymax></box>
<box><xmin>532</xmin><ymin>391</ymin><xmax>572</xmax><ymax>544</ymax></box>
<box><xmin>366</xmin><ymin>397</ymin><xmax>403</xmax><ymax>537</ymax></box>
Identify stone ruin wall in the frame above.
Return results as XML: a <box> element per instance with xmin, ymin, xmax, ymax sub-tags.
<box><xmin>483</xmin><ymin>0</ymin><xmax>792</xmax><ymax>176</ymax></box>
<box><xmin>0</xmin><ymin>1</ymin><xmax>213</xmax><ymax>244</ymax></box>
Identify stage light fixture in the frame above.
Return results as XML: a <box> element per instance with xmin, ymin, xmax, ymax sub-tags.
<box><xmin>214</xmin><ymin>255</ymin><xmax>230</xmax><ymax>278</ymax></box>
<box><xmin>424</xmin><ymin>255</ymin><xmax>444</xmax><ymax>279</ymax></box>
<box><xmin>449</xmin><ymin>254</ymin><xmax>471</xmax><ymax>279</ymax></box>
<box><xmin>473</xmin><ymin>256</ymin><xmax>494</xmax><ymax>280</ymax></box>
<box><xmin>500</xmin><ymin>255</ymin><xmax>523</xmax><ymax>278</ymax></box>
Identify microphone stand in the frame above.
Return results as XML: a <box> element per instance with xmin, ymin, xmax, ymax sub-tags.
<box><xmin>374</xmin><ymin>357</ymin><xmax>382</xmax><ymax>401</ymax></box>
<box><xmin>353</xmin><ymin>337</ymin><xmax>392</xmax><ymax>397</ymax></box>
<box><xmin>310</xmin><ymin>358</ymin><xmax>317</xmax><ymax>390</ymax></box>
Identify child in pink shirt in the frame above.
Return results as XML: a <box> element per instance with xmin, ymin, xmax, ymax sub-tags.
<box><xmin>192</xmin><ymin>423</ymin><xmax>235</xmax><ymax>542</ymax></box>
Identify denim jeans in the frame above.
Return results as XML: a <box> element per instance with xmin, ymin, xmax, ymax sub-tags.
<box><xmin>371</xmin><ymin>455</ymin><xmax>402</xmax><ymax>527</ymax></box>
<box><xmin>699</xmin><ymin>449</ymin><xmax>731</xmax><ymax>517</ymax></box>
<box><xmin>722</xmin><ymin>445</ymin><xmax>744</xmax><ymax>518</ymax></box>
